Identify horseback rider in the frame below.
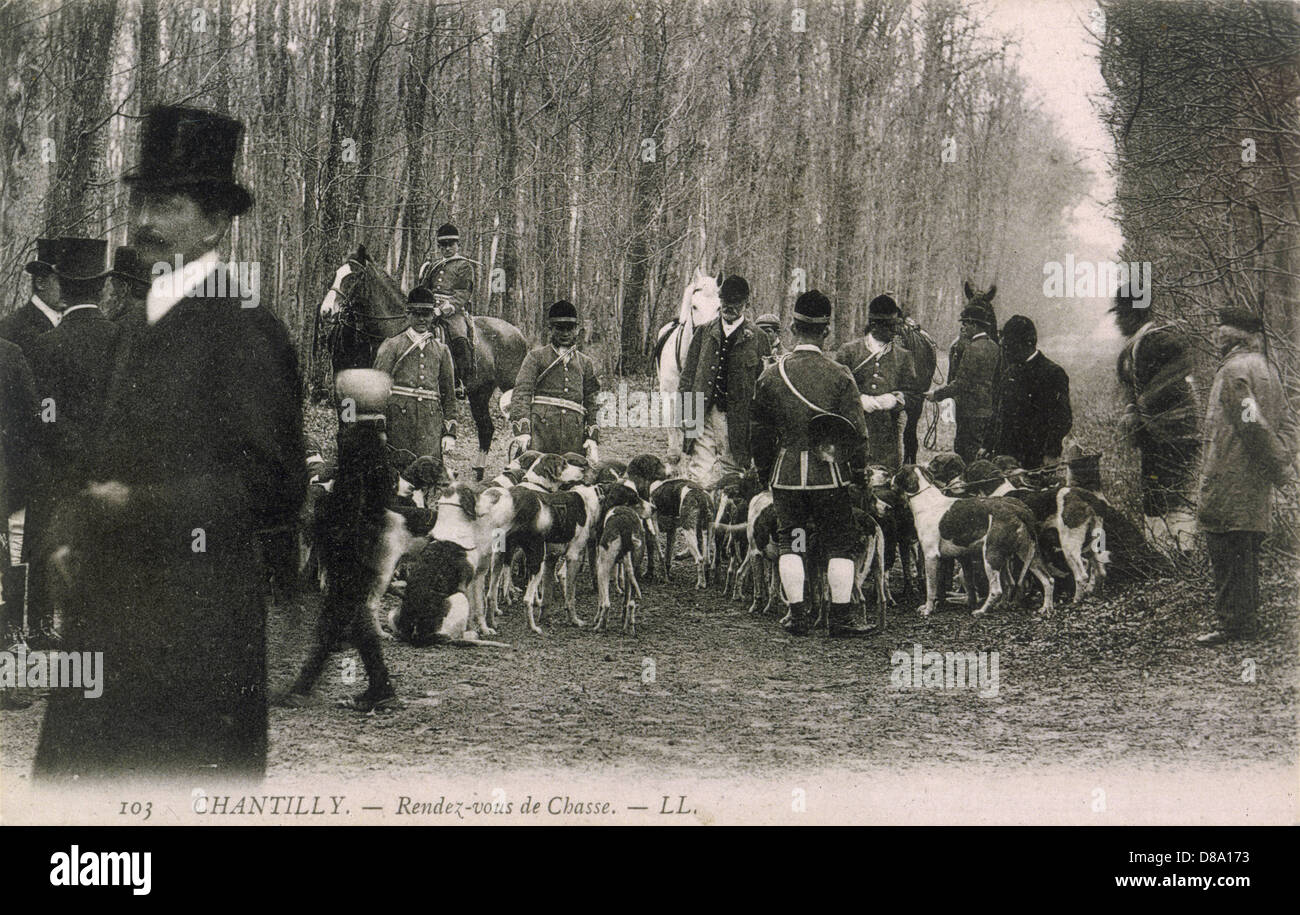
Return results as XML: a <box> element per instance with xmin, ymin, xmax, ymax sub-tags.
<box><xmin>418</xmin><ymin>223</ymin><xmax>477</xmax><ymax>400</ymax></box>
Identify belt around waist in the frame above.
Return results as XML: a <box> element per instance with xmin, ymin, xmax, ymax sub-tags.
<box><xmin>532</xmin><ymin>395</ymin><xmax>585</xmax><ymax>415</ymax></box>
<box><xmin>391</xmin><ymin>385</ymin><xmax>441</xmax><ymax>401</ymax></box>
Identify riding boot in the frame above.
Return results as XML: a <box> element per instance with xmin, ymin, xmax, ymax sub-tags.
<box><xmin>781</xmin><ymin>601</ymin><xmax>810</xmax><ymax>636</ymax></box>
<box><xmin>828</xmin><ymin>601</ymin><xmax>874</xmax><ymax>638</ymax></box>
<box><xmin>451</xmin><ymin>336</ymin><xmax>473</xmax><ymax>399</ymax></box>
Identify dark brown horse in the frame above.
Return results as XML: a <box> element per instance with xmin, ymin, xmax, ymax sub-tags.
<box><xmin>318</xmin><ymin>246</ymin><xmax>530</xmax><ymax>478</ymax></box>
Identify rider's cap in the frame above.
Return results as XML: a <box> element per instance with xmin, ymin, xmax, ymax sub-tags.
<box><xmin>959</xmin><ymin>303</ymin><xmax>996</xmax><ymax>328</ymax></box>
<box><xmin>548</xmin><ymin>300</ymin><xmax>579</xmax><ymax>324</ymax></box>
<box><xmin>407</xmin><ymin>285</ymin><xmax>438</xmax><ymax>311</ymax></box>
<box><xmin>719</xmin><ymin>275</ymin><xmax>749</xmax><ymax>306</ymax></box>
<box><xmin>436</xmin><ymin>223</ymin><xmax>459</xmax><ymax>242</ymax></box>
<box><xmin>793</xmin><ymin>290</ymin><xmax>832</xmax><ymax>325</ymax></box>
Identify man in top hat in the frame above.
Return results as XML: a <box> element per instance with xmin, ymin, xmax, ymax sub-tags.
<box><xmin>750</xmin><ymin>289</ymin><xmax>872</xmax><ymax>638</ymax></box>
<box><xmin>836</xmin><ymin>294</ymin><xmax>915</xmax><ymax>472</ymax></box>
<box><xmin>417</xmin><ymin>223</ymin><xmax>478</xmax><ymax>399</ymax></box>
<box><xmin>992</xmin><ymin>315</ymin><xmax>1072</xmax><ymax>472</ymax></box>
<box><xmin>930</xmin><ymin>303</ymin><xmax>1001</xmax><ymax>462</ymax></box>
<box><xmin>1111</xmin><ymin>284</ymin><xmax>1200</xmax><ymax>551</ymax></box>
<box><xmin>1194</xmin><ymin>308</ymin><xmax>1298</xmax><ymax>646</ymax></box>
<box><xmin>510</xmin><ymin>300</ymin><xmax>601</xmax><ymax>459</ymax></box>
<box><xmin>24</xmin><ymin>238</ymin><xmax>120</xmax><ymax>646</ymax></box>
<box><xmin>677</xmin><ymin>275</ymin><xmax>771</xmax><ymax>487</ymax></box>
<box><xmin>32</xmin><ymin>105</ymin><xmax>305</xmax><ymax>781</ymax></box>
<box><xmin>756</xmin><ymin>312</ymin><xmax>785</xmax><ymax>364</ymax></box>
<box><xmin>105</xmin><ymin>245</ymin><xmax>151</xmax><ymax>321</ymax></box>
<box><xmin>0</xmin><ymin>238</ymin><xmax>67</xmax><ymax>356</ymax></box>
<box><xmin>372</xmin><ymin>286</ymin><xmax>458</xmax><ymax>475</ymax></box>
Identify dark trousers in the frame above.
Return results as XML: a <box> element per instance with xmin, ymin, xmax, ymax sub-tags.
<box><xmin>1205</xmin><ymin>530</ymin><xmax>1263</xmax><ymax>635</ymax></box>
<box><xmin>953</xmin><ymin>417</ymin><xmax>987</xmax><ymax>464</ymax></box>
<box><xmin>902</xmin><ymin>393</ymin><xmax>924</xmax><ymax>465</ymax></box>
<box><xmin>772</xmin><ymin>487</ymin><xmax>857</xmax><ymax>560</ymax></box>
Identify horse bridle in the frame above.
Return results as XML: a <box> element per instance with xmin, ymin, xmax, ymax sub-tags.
<box><xmin>328</xmin><ymin>259</ymin><xmax>408</xmax><ymax>341</ymax></box>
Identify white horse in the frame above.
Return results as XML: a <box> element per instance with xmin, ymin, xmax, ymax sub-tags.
<box><xmin>653</xmin><ymin>268</ymin><xmax>721</xmax><ymax>464</ymax></box>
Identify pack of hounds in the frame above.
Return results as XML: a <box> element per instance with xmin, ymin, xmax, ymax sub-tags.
<box><xmin>300</xmin><ymin>431</ymin><xmax>1135</xmax><ymax>650</ymax></box>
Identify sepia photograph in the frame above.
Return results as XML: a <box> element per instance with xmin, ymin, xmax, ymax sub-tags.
<box><xmin>0</xmin><ymin>0</ymin><xmax>1296</xmax><ymax>845</ymax></box>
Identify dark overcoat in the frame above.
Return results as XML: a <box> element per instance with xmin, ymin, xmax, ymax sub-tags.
<box><xmin>33</xmin><ymin>284</ymin><xmax>305</xmax><ymax>781</ymax></box>
<box><xmin>994</xmin><ymin>351</ymin><xmax>1073</xmax><ymax>469</ymax></box>
<box><xmin>678</xmin><ymin>316</ymin><xmax>770</xmax><ymax>467</ymax></box>
<box><xmin>0</xmin><ymin>300</ymin><xmax>58</xmax><ymax>357</ymax></box>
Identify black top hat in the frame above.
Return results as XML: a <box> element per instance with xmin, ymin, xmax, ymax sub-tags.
<box><xmin>867</xmin><ymin>294</ymin><xmax>901</xmax><ymax>320</ymax></box>
<box><xmin>719</xmin><ymin>275</ymin><xmax>750</xmax><ymax>306</ymax></box>
<box><xmin>793</xmin><ymin>290</ymin><xmax>832</xmax><ymax>325</ymax></box>
<box><xmin>407</xmin><ymin>286</ymin><xmax>438</xmax><ymax>311</ymax></box>
<box><xmin>436</xmin><ymin>223</ymin><xmax>459</xmax><ymax>242</ymax></box>
<box><xmin>110</xmin><ymin>245</ymin><xmax>152</xmax><ymax>289</ymax></box>
<box><xmin>1216</xmin><ymin>307</ymin><xmax>1263</xmax><ymax>334</ymax></box>
<box><xmin>548</xmin><ymin>300</ymin><xmax>578</xmax><ymax>323</ymax></box>
<box><xmin>25</xmin><ymin>237</ymin><xmax>109</xmax><ymax>280</ymax></box>
<box><xmin>124</xmin><ymin>106</ymin><xmax>253</xmax><ymax>216</ymax></box>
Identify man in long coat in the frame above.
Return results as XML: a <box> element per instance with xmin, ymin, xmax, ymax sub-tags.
<box><xmin>0</xmin><ymin>239</ymin><xmax>65</xmax><ymax>355</ymax></box>
<box><xmin>1112</xmin><ymin>286</ymin><xmax>1200</xmax><ymax>550</ymax></box>
<box><xmin>24</xmin><ymin>239</ymin><xmax>120</xmax><ymax>645</ymax></box>
<box><xmin>0</xmin><ymin>339</ymin><xmax>37</xmax><ymax>709</ymax></box>
<box><xmin>32</xmin><ymin>105</ymin><xmax>305</xmax><ymax>781</ymax></box>
<box><xmin>510</xmin><ymin>300</ymin><xmax>601</xmax><ymax>459</ymax></box>
<box><xmin>1194</xmin><ymin>308</ymin><xmax>1298</xmax><ymax>646</ymax></box>
<box><xmin>372</xmin><ymin>286</ymin><xmax>457</xmax><ymax>476</ymax></box>
<box><xmin>678</xmin><ymin>275</ymin><xmax>770</xmax><ymax>486</ymax></box>
<box><xmin>992</xmin><ymin>315</ymin><xmax>1072</xmax><ymax>471</ymax></box>
<box><xmin>931</xmin><ymin>304</ymin><xmax>1001</xmax><ymax>462</ymax></box>
<box><xmin>836</xmin><ymin>294</ymin><xmax>913</xmax><ymax>472</ymax></box>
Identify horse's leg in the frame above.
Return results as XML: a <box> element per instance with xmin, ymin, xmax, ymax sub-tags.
<box><xmin>468</xmin><ymin>383</ymin><xmax>494</xmax><ymax>481</ymax></box>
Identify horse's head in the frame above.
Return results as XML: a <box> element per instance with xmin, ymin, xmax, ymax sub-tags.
<box><xmin>680</xmin><ymin>267</ymin><xmax>722</xmax><ymax>328</ymax></box>
<box><xmin>962</xmin><ymin>279</ymin><xmax>997</xmax><ymax>312</ymax></box>
<box><xmin>319</xmin><ymin>247</ymin><xmax>370</xmax><ymax>322</ymax></box>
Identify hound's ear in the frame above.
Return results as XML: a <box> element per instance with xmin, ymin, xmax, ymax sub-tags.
<box><xmin>986</xmin><ymin>283</ymin><xmax>996</xmax><ymax>300</ymax></box>
<box><xmin>963</xmin><ymin>280</ymin><xmax>975</xmax><ymax>300</ymax></box>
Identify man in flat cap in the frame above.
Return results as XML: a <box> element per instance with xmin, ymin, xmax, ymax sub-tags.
<box><xmin>678</xmin><ymin>275</ymin><xmax>770</xmax><ymax>486</ymax></box>
<box><xmin>756</xmin><ymin>312</ymin><xmax>784</xmax><ymax>365</ymax></box>
<box><xmin>510</xmin><ymin>300</ymin><xmax>601</xmax><ymax>459</ymax></box>
<box><xmin>372</xmin><ymin>286</ymin><xmax>458</xmax><ymax>475</ymax></box>
<box><xmin>1112</xmin><ymin>284</ymin><xmax>1200</xmax><ymax>551</ymax></box>
<box><xmin>836</xmin><ymin>293</ymin><xmax>914</xmax><ymax>471</ymax></box>
<box><xmin>930</xmin><ymin>302</ymin><xmax>1001</xmax><ymax>462</ymax></box>
<box><xmin>1194</xmin><ymin>308</ymin><xmax>1298</xmax><ymax>646</ymax></box>
<box><xmin>25</xmin><ymin>239</ymin><xmax>120</xmax><ymax>646</ymax></box>
<box><xmin>418</xmin><ymin>223</ymin><xmax>478</xmax><ymax>399</ymax></box>
<box><xmin>750</xmin><ymin>290</ymin><xmax>872</xmax><ymax>638</ymax></box>
<box><xmin>33</xmin><ymin>105</ymin><xmax>305</xmax><ymax>781</ymax></box>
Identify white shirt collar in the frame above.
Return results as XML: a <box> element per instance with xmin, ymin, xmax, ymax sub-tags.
<box><xmin>793</xmin><ymin>343</ymin><xmax>822</xmax><ymax>352</ymax></box>
<box><xmin>61</xmin><ymin>303</ymin><xmax>100</xmax><ymax>317</ymax></box>
<box><xmin>721</xmin><ymin>315</ymin><xmax>744</xmax><ymax>338</ymax></box>
<box><xmin>1027</xmin><ymin>349</ymin><xmax>1042</xmax><ymax>362</ymax></box>
<box><xmin>146</xmin><ymin>250</ymin><xmax>220</xmax><ymax>325</ymax></box>
<box><xmin>30</xmin><ymin>294</ymin><xmax>61</xmax><ymax>327</ymax></box>
<box><xmin>971</xmin><ymin>332</ymin><xmax>989</xmax><ymax>341</ymax></box>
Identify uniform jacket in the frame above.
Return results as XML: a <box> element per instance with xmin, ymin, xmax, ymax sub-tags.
<box><xmin>1196</xmin><ymin>343</ymin><xmax>1299</xmax><ymax>533</ymax></box>
<box><xmin>0</xmin><ymin>338</ymin><xmax>37</xmax><ymax>520</ymax></box>
<box><xmin>420</xmin><ymin>255</ymin><xmax>475</xmax><ymax>312</ymax></box>
<box><xmin>1117</xmin><ymin>322</ymin><xmax>1199</xmax><ymax>448</ymax></box>
<box><xmin>994</xmin><ymin>350</ymin><xmax>1073</xmax><ymax>469</ymax></box>
<box><xmin>750</xmin><ymin>346</ymin><xmax>867</xmax><ymax>490</ymax></box>
<box><xmin>934</xmin><ymin>333</ymin><xmax>1000</xmax><ymax>420</ymax></box>
<box><xmin>373</xmin><ymin>329</ymin><xmax>457</xmax><ymax>467</ymax></box>
<box><xmin>678</xmin><ymin>316</ymin><xmax>770</xmax><ymax>466</ymax></box>
<box><xmin>0</xmin><ymin>299</ymin><xmax>59</xmax><ymax>357</ymax></box>
<box><xmin>26</xmin><ymin>305</ymin><xmax>121</xmax><ymax>488</ymax></box>
<box><xmin>836</xmin><ymin>336</ymin><xmax>913</xmax><ymax>469</ymax></box>
<box><xmin>33</xmin><ymin>282</ymin><xmax>305</xmax><ymax>780</ymax></box>
<box><xmin>510</xmin><ymin>344</ymin><xmax>601</xmax><ymax>455</ymax></box>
